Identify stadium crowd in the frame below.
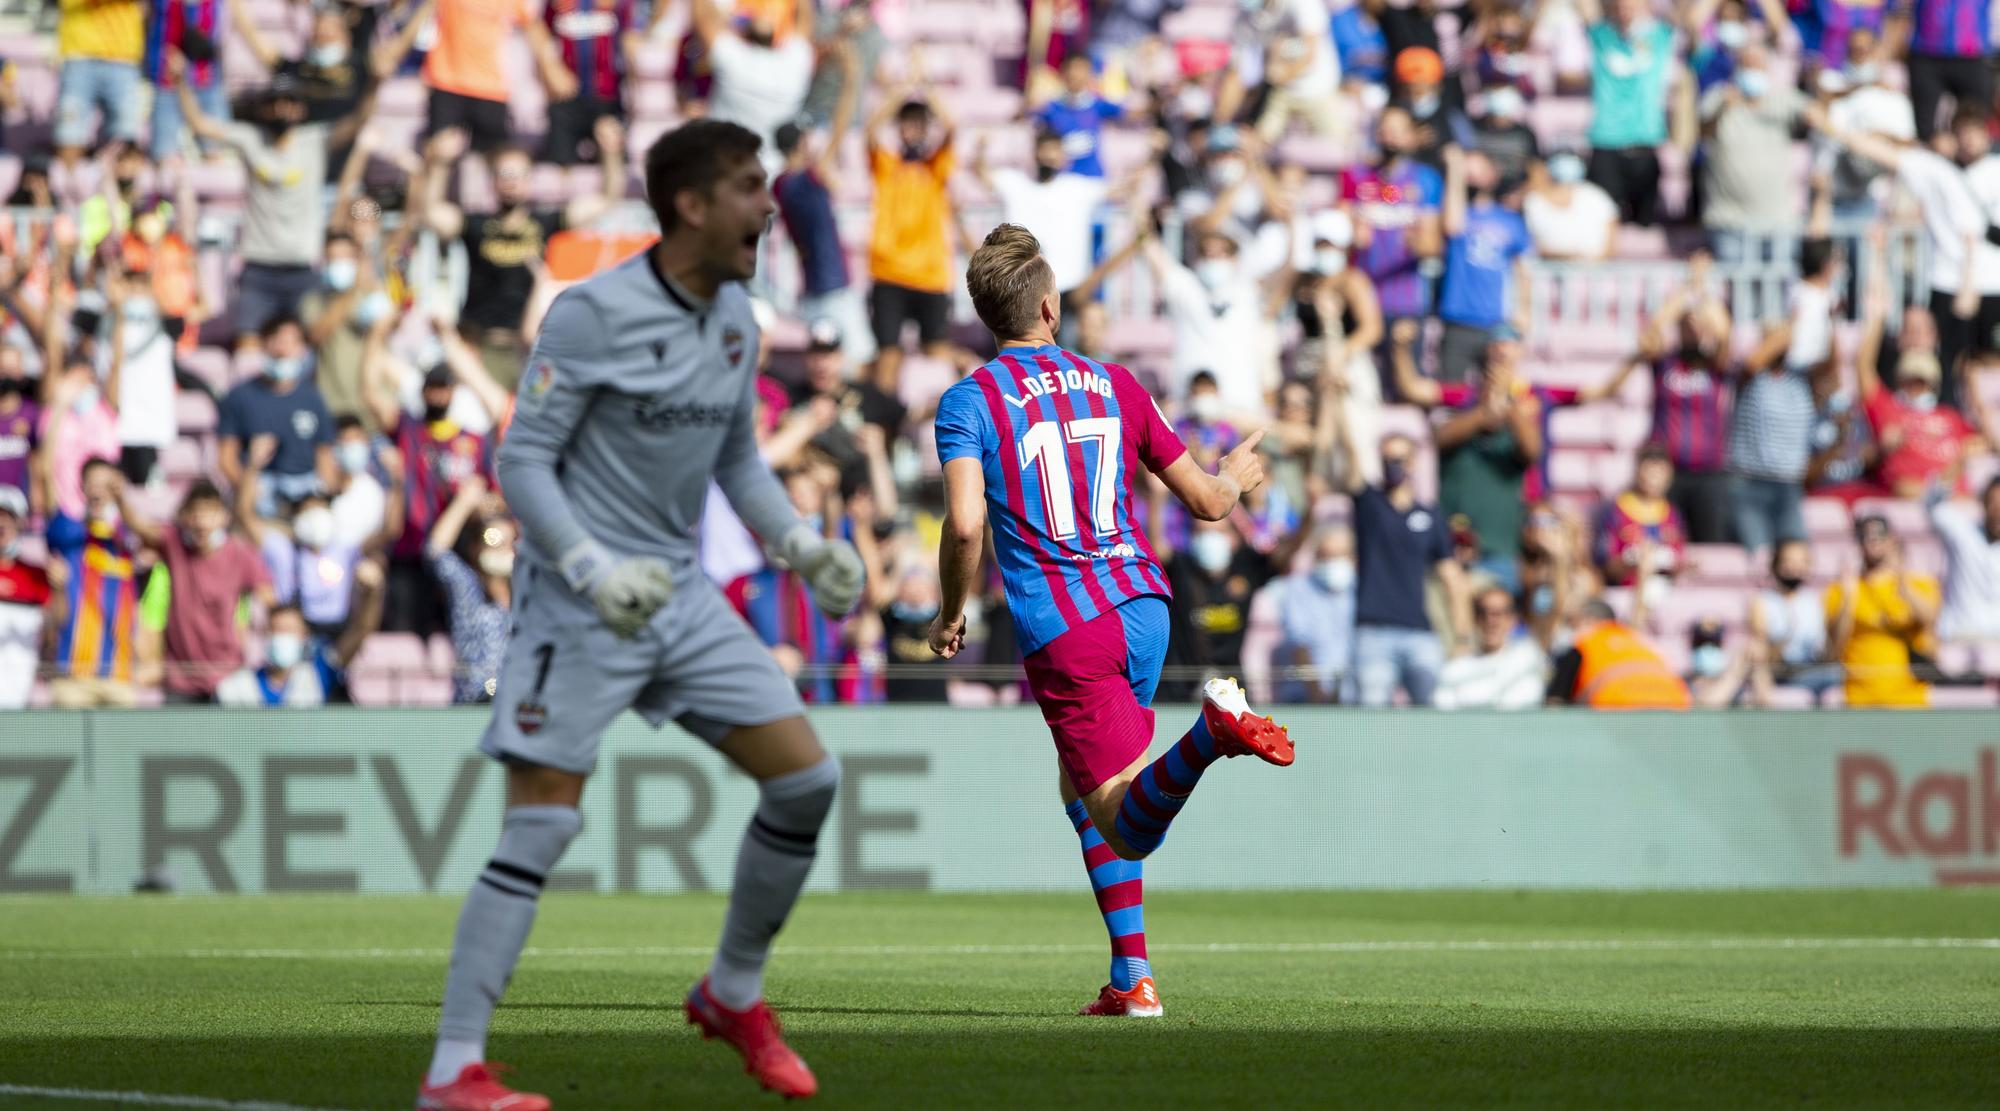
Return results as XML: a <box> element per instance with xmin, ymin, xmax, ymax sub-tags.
<box><xmin>1</xmin><ymin>0</ymin><xmax>2000</xmax><ymax>711</ymax></box>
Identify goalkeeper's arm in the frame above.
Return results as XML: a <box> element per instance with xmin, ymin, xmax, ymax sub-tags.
<box><xmin>497</xmin><ymin>293</ymin><xmax>673</xmax><ymax>635</ymax></box>
<box><xmin>714</xmin><ymin>379</ymin><xmax>863</xmax><ymax>618</ymax></box>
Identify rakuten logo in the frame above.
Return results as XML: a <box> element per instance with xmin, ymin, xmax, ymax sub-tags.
<box><xmin>1837</xmin><ymin>749</ymin><xmax>2000</xmax><ymax>885</ymax></box>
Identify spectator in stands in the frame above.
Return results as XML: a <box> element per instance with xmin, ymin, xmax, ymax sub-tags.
<box><xmin>537</xmin><ymin>0</ymin><xmax>640</xmax><ymax>166</ymax></box>
<box><xmin>236</xmin><ymin>440</ymin><xmax>368</xmax><ymax>638</ymax></box>
<box><xmin>800</xmin><ymin>0</ymin><xmax>882</xmax><ymax>130</ymax></box>
<box><xmin>1699</xmin><ymin>43</ymin><xmax>1807</xmax><ymax>263</ymax></box>
<box><xmin>1812</xmin><ymin>106</ymin><xmax>2000</xmax><ymax>402</ymax></box>
<box><xmin>1332</xmin><ymin>0</ymin><xmax>1389</xmax><ymax>89</ymax></box>
<box><xmin>423</xmin><ymin>0</ymin><xmax>577</xmax><ymax>156</ymax></box>
<box><xmin>1814</xmin><ymin>31</ymin><xmax>1913</xmax><ymax>224</ymax></box>
<box><xmin>774</xmin><ymin>49</ymin><xmax>869</xmax><ymax>366</ymax></box>
<box><xmin>1519</xmin><ymin>500</ymin><xmax>1597</xmax><ymax>650</ymax></box>
<box><xmin>1434</xmin><ymin>586</ymin><xmax>1549</xmax><ymax>709</ymax></box>
<box><xmin>1329</xmin><ymin>400</ymin><xmax>1473</xmax><ymax>706</ymax></box>
<box><xmin>972</xmin><ymin>132</ymin><xmax>1112</xmax><ymax>311</ymax></box>
<box><xmin>878</xmin><ymin>562</ymin><xmax>949</xmax><ymax>703</ymax></box>
<box><xmin>0</xmin><ymin>351</ymin><xmax>37</xmax><ymax>509</ymax></box>
<box><xmin>1524</xmin><ymin>149</ymin><xmax>1619</xmax><ymax>262</ymax></box>
<box><xmin>217</xmin><ymin>316</ymin><xmax>337</xmax><ymax>512</ymax></box>
<box><xmin>1856</xmin><ymin>311</ymin><xmax>1994</xmax><ymax>499</ymax></box>
<box><xmin>866</xmin><ymin>90</ymin><xmax>959</xmax><ymax>391</ymax></box>
<box><xmin>1293</xmin><ymin>229</ymin><xmax>1382</xmax><ymax>486</ymax></box>
<box><xmin>1163</xmin><ymin>516</ymin><xmax>1297</xmax><ymax>700</ymax></box>
<box><xmin>175</xmin><ymin>68</ymin><xmax>335</xmax><ymax>341</ymax></box>
<box><xmin>215</xmin><ymin>594</ymin><xmax>378</xmax><ymax>707</ymax></box>
<box><xmin>428</xmin><ymin>135</ymin><xmax>625</xmax><ymax>390</ymax></box>
<box><xmin>43</xmin><ymin>459</ymin><xmax>142</xmax><ymax>707</ymax></box>
<box><xmin>1390</xmin><ymin>47</ymin><xmax>1451</xmax><ymax>169</ymax></box>
<box><xmin>1547</xmin><ymin>596</ymin><xmax>1692</xmax><ymax>707</ymax></box>
<box><xmin>1471</xmin><ymin>6</ymin><xmax>1538</xmax><ymax>100</ymax></box>
<box><xmin>54</xmin><ymin>0</ymin><xmax>144</xmax><ymax>165</ymax></box>
<box><xmin>0</xmin><ymin>485</ymin><xmax>51</xmax><ymax>710</ymax></box>
<box><xmin>1595</xmin><ymin>443</ymin><xmax>1686</xmax><ymax>590</ymax></box>
<box><xmin>1273</xmin><ymin>525</ymin><xmax>1357</xmax><ymax>703</ymax></box>
<box><xmin>1749</xmin><ymin>537</ymin><xmax>1842</xmax><ymax>702</ymax></box>
<box><xmin>1088</xmin><ymin>0</ymin><xmax>1178</xmax><ymax>90</ymax></box>
<box><xmin>426</xmin><ymin>474</ymin><xmax>510</xmax><ymax>703</ymax></box>
<box><xmin>301</xmin><ymin>232</ymin><xmax>392</xmax><ymax>424</ymax></box>
<box><xmin>1902</xmin><ymin>0</ymin><xmax>1992</xmax><ymax>140</ymax></box>
<box><xmin>329</xmin><ymin>416</ymin><xmax>395</xmax><ymax>548</ymax></box>
<box><xmin>1684</xmin><ymin>615</ymin><xmax>1773</xmax><ymax>708</ymax></box>
<box><xmin>363</xmin><ymin>321</ymin><xmax>486</xmax><ymax>638</ymax></box>
<box><xmin>1340</xmin><ymin>105</ymin><xmax>1443</xmax><ymax>343</ymax></box>
<box><xmin>1223</xmin><ymin>0</ymin><xmax>1343</xmax><ymax>142</ymax></box>
<box><xmin>1926</xmin><ymin>479</ymin><xmax>2000</xmax><ymax>642</ymax></box>
<box><xmin>1806</xmin><ymin>373</ymin><xmax>1879</xmax><ymax>502</ymax></box>
<box><xmin>78</xmin><ymin>142</ymin><xmax>150</xmax><ymax>257</ymax></box>
<box><xmin>1035</xmin><ymin>52</ymin><xmax>1129</xmax><ymax>177</ymax></box>
<box><xmin>1172</xmin><ymin>371</ymin><xmax>1240</xmax><ymax>476</ymax></box>
<box><xmin>122</xmin><ymin>478</ymin><xmax>274</xmax><ymax>703</ymax></box>
<box><xmin>1582</xmin><ymin>0</ymin><xmax>1678</xmax><ymax>225</ymax></box>
<box><xmin>1589</xmin><ymin>263</ymin><xmax>1736</xmax><ymax>543</ymax></box>
<box><xmin>1143</xmin><ymin>231</ymin><xmax>1280</xmax><ymax>412</ymax></box>
<box><xmin>1726</xmin><ymin>243</ymin><xmax>1837</xmax><ymax>555</ymax></box>
<box><xmin>5</xmin><ymin>153</ymin><xmax>53</xmax><ymax>210</ymax></box>
<box><xmin>121</xmin><ymin>181</ymin><xmax>207</xmax><ymax>366</ymax></box>
<box><xmin>1436</xmin><ymin>146</ymin><xmax>1532</xmax><ymax>384</ymax></box>
<box><xmin>1472</xmin><ymin>85</ymin><xmax>1539</xmax><ymax>188</ymax></box>
<box><xmin>38</xmin><ymin>354</ymin><xmax>122</xmax><ymax>524</ymax></box>
<box><xmin>229</xmin><ymin>0</ymin><xmax>412</xmax><ymax>175</ymax></box>
<box><xmin>98</xmin><ymin>269</ymin><xmax>176</xmax><ymax>487</ymax></box>
<box><xmin>1389</xmin><ymin>321</ymin><xmax>1539</xmax><ymax>590</ymax></box>
<box><xmin>695</xmin><ymin>0</ymin><xmax>815</xmax><ymax>176</ymax></box>
<box><xmin>1827</xmin><ymin>513</ymin><xmax>1940</xmax><ymax>707</ymax></box>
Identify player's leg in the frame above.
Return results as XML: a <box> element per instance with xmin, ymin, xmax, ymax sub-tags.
<box><xmin>1059</xmin><ymin>767</ymin><xmax>1157</xmax><ymax>1017</ymax></box>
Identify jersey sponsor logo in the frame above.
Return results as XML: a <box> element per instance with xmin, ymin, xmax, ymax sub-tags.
<box><xmin>630</xmin><ymin>397</ymin><xmax>734</xmax><ymax>429</ymax></box>
<box><xmin>1005</xmin><ymin>364</ymin><xmax>1113</xmax><ymax>409</ymax></box>
<box><xmin>1070</xmin><ymin>542</ymin><xmax>1137</xmax><ymax>562</ymax></box>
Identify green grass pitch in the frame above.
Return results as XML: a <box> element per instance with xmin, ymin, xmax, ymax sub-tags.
<box><xmin>2</xmin><ymin>890</ymin><xmax>1998</xmax><ymax>1109</ymax></box>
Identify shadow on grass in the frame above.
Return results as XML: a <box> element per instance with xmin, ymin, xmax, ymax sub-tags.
<box><xmin>0</xmin><ymin>1027</ymin><xmax>1995</xmax><ymax>1109</ymax></box>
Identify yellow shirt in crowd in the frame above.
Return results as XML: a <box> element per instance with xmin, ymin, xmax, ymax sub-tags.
<box><xmin>1824</xmin><ymin>572</ymin><xmax>1939</xmax><ymax>708</ymax></box>
<box><xmin>868</xmin><ymin>141</ymin><xmax>956</xmax><ymax>294</ymax></box>
<box><xmin>59</xmin><ymin>0</ymin><xmax>144</xmax><ymax>64</ymax></box>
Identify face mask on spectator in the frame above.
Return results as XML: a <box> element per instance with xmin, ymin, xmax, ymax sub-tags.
<box><xmin>1844</xmin><ymin>61</ymin><xmax>1878</xmax><ymax>85</ymax></box>
<box><xmin>1315</xmin><ymin>558</ymin><xmax>1356</xmax><ymax>592</ymax></box>
<box><xmin>424</xmin><ymin>400</ymin><xmax>451</xmax><ymax>422</ymax></box>
<box><xmin>1825</xmin><ymin>389</ymin><xmax>1853</xmax><ymax>414</ymax></box>
<box><xmin>1529</xmin><ymin>583</ymin><xmax>1555</xmax><ymax>615</ymax></box>
<box><xmin>1190</xmin><ymin>531</ymin><xmax>1233</xmax><ymax>574</ymax></box>
<box><xmin>1176</xmin><ymin>87</ymin><xmax>1214</xmax><ymax>119</ymax></box>
<box><xmin>890</xmin><ymin>598</ymin><xmax>940</xmax><ymax>625</ymax></box>
<box><xmin>0</xmin><ymin>377</ymin><xmax>22</xmax><ymax>398</ymax></box>
<box><xmin>0</xmin><ymin>534</ymin><xmax>16</xmax><ymax>560</ymax></box>
<box><xmin>266</xmin><ymin>634</ymin><xmax>305</xmax><ymax>671</ymax></box>
<box><xmin>293</xmin><ymin>506</ymin><xmax>335</xmax><ymax>550</ymax></box>
<box><xmin>1715</xmin><ymin>20</ymin><xmax>1748</xmax><ymax>50</ymax></box>
<box><xmin>72</xmin><ymin>385</ymin><xmax>100</xmax><ymax>413</ymax></box>
<box><xmin>1548</xmin><ymin>153</ymin><xmax>1586</xmax><ymax>184</ymax></box>
<box><xmin>1036</xmin><ymin>163</ymin><xmax>1060</xmax><ymax>183</ymax></box>
<box><xmin>1640</xmin><ymin>571</ymin><xmax>1670</xmax><ymax>611</ymax></box>
<box><xmin>184</xmin><ymin>524</ymin><xmax>227</xmax><ymax>551</ymax></box>
<box><xmin>1313</xmin><ymin>248</ymin><xmax>1347</xmax><ymax>276</ymax></box>
<box><xmin>1189</xmin><ymin>392</ymin><xmax>1223</xmax><ymax>423</ymax></box>
<box><xmin>1903</xmin><ymin>389</ymin><xmax>1937</xmax><ymax>412</ymax></box>
<box><xmin>268</xmin><ymin>356</ymin><xmax>304</xmax><ymax>382</ymax></box>
<box><xmin>1380</xmin><ymin>457</ymin><xmax>1409</xmax><ymax>488</ymax></box>
<box><xmin>479</xmin><ymin>548</ymin><xmax>515</xmax><ymax>579</ymax></box>
<box><xmin>351</xmin><ymin>289</ymin><xmax>393</xmax><ymax>327</ymax></box>
<box><xmin>1410</xmin><ymin>92</ymin><xmax>1440</xmax><ymax>117</ymax></box>
<box><xmin>324</xmin><ymin>259</ymin><xmax>358</xmax><ymax>291</ymax></box>
<box><xmin>1211</xmin><ymin>158</ymin><xmax>1246</xmax><ymax>186</ymax></box>
<box><xmin>1775</xmin><ymin>571</ymin><xmax>1806</xmax><ymax>592</ymax></box>
<box><xmin>91</xmin><ymin>501</ymin><xmax>121</xmax><ymax>528</ymax></box>
<box><xmin>1484</xmin><ymin>86</ymin><xmax>1525</xmax><ymax>121</ymax></box>
<box><xmin>1735</xmin><ymin>68</ymin><xmax>1768</xmax><ymax>99</ymax></box>
<box><xmin>309</xmin><ymin>43</ymin><xmax>349</xmax><ymax>67</ymax></box>
<box><xmin>336</xmin><ymin>441</ymin><xmax>371</xmax><ymax>474</ymax></box>
<box><xmin>1195</xmin><ymin>258</ymin><xmax>1235</xmax><ymax>291</ymax></box>
<box><xmin>1690</xmin><ymin>643</ymin><xmax>1727</xmax><ymax>678</ymax></box>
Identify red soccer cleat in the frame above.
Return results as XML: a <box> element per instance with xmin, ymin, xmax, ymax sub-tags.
<box><xmin>415</xmin><ymin>1063</ymin><xmax>550</xmax><ymax>1111</ymax></box>
<box><xmin>1079</xmin><ymin>976</ymin><xmax>1164</xmax><ymax>1018</ymax></box>
<box><xmin>684</xmin><ymin>977</ymin><xmax>819</xmax><ymax>1099</ymax></box>
<box><xmin>1201</xmin><ymin>677</ymin><xmax>1294</xmax><ymax>766</ymax></box>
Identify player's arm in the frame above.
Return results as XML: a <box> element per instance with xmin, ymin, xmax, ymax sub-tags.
<box><xmin>714</xmin><ymin>349</ymin><xmax>864</xmax><ymax>618</ymax></box>
<box><xmin>1158</xmin><ymin>431</ymin><xmax>1267</xmax><ymax>521</ymax></box>
<box><xmin>929</xmin><ymin>456</ymin><xmax>986</xmax><ymax>659</ymax></box>
<box><xmin>496</xmin><ymin>291</ymin><xmax>673</xmax><ymax>636</ymax></box>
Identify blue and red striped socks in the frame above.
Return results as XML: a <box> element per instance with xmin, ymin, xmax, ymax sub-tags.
<box><xmin>1065</xmin><ymin>799</ymin><xmax>1151</xmax><ymax>991</ymax></box>
<box><xmin>1113</xmin><ymin>713</ymin><xmax>1220</xmax><ymax>856</ymax></box>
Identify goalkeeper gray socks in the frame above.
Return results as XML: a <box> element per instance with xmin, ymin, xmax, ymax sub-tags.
<box><xmin>428</xmin><ymin>805</ymin><xmax>583</xmax><ymax>1086</ymax></box>
<box><xmin>706</xmin><ymin>756</ymin><xmax>841</xmax><ymax>1009</ymax></box>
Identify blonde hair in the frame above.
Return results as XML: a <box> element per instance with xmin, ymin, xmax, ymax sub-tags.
<box><xmin>966</xmin><ymin>224</ymin><xmax>1055</xmax><ymax>339</ymax></box>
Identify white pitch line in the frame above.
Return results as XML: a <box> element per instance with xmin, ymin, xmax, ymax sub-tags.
<box><xmin>0</xmin><ymin>1083</ymin><xmax>355</xmax><ymax>1110</ymax></box>
<box><xmin>1</xmin><ymin>937</ymin><xmax>1998</xmax><ymax>962</ymax></box>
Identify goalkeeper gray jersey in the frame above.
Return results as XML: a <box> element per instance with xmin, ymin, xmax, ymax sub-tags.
<box><xmin>497</xmin><ymin>250</ymin><xmax>797</xmax><ymax>590</ymax></box>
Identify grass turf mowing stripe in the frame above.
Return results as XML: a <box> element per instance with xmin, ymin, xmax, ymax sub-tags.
<box><xmin>0</xmin><ymin>1083</ymin><xmax>356</xmax><ymax>1110</ymax></box>
<box><xmin>2</xmin><ymin>936</ymin><xmax>1998</xmax><ymax>961</ymax></box>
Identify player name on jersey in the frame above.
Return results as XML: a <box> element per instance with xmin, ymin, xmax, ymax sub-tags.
<box><xmin>1005</xmin><ymin>363</ymin><xmax>1115</xmax><ymax>409</ymax></box>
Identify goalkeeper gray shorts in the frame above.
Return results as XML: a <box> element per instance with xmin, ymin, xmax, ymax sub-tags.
<box><xmin>478</xmin><ymin>566</ymin><xmax>806</xmax><ymax>775</ymax></box>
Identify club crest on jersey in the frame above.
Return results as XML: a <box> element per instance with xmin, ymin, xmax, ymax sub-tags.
<box><xmin>515</xmin><ymin>698</ymin><xmax>548</xmax><ymax>735</ymax></box>
<box><xmin>722</xmin><ymin>325</ymin><xmax>747</xmax><ymax>368</ymax></box>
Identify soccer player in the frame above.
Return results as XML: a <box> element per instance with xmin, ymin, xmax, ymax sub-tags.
<box><xmin>417</xmin><ymin>119</ymin><xmax>865</xmax><ymax>1109</ymax></box>
<box><xmin>928</xmin><ymin>225</ymin><xmax>1295</xmax><ymax>1018</ymax></box>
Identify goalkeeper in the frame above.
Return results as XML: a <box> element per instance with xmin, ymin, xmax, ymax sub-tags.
<box><xmin>418</xmin><ymin>120</ymin><xmax>862</xmax><ymax>1109</ymax></box>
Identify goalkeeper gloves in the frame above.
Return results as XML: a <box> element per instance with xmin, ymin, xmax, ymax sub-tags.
<box><xmin>775</xmin><ymin>523</ymin><xmax>865</xmax><ymax>618</ymax></box>
<box><xmin>559</xmin><ymin>539</ymin><xmax>675</xmax><ymax>639</ymax></box>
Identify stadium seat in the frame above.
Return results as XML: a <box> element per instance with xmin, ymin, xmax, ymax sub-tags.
<box><xmin>1802</xmin><ymin>497</ymin><xmax>1852</xmax><ymax>540</ymax></box>
<box><xmin>1929</xmin><ymin>686</ymin><xmax>2000</xmax><ymax>708</ymax></box>
<box><xmin>1685</xmin><ymin>544</ymin><xmax>1752</xmax><ymax>587</ymax></box>
<box><xmin>1853</xmin><ymin>497</ymin><xmax>1927</xmax><ymax>536</ymax></box>
<box><xmin>175</xmin><ymin>391</ymin><xmax>218</xmax><ymax>437</ymax></box>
